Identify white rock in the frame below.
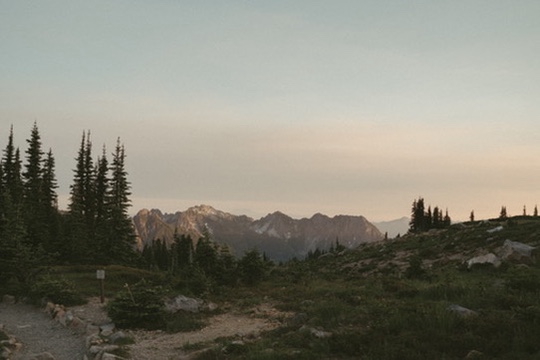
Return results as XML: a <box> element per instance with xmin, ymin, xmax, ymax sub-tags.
<box><xmin>165</xmin><ymin>295</ymin><xmax>203</xmax><ymax>313</ymax></box>
<box><xmin>466</xmin><ymin>253</ymin><xmax>501</xmax><ymax>269</ymax></box>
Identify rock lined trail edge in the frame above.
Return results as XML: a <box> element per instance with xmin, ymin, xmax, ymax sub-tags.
<box><xmin>0</xmin><ymin>302</ymin><xmax>86</xmax><ymax>360</ymax></box>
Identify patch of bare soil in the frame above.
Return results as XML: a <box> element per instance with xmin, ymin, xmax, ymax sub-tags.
<box><xmin>126</xmin><ymin>304</ymin><xmax>286</xmax><ymax>360</ymax></box>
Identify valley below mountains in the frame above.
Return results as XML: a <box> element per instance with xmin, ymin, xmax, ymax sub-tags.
<box><xmin>132</xmin><ymin>205</ymin><xmax>384</xmax><ymax>261</ymax></box>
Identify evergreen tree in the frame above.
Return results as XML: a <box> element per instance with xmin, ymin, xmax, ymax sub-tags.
<box><xmin>433</xmin><ymin>207</ymin><xmax>440</xmax><ymax>228</ymax></box>
<box><xmin>106</xmin><ymin>138</ymin><xmax>137</xmax><ymax>264</ymax></box>
<box><xmin>499</xmin><ymin>206</ymin><xmax>508</xmax><ymax>220</ymax></box>
<box><xmin>22</xmin><ymin>122</ymin><xmax>46</xmax><ymax>247</ymax></box>
<box><xmin>426</xmin><ymin>206</ymin><xmax>433</xmax><ymax>229</ymax></box>
<box><xmin>470</xmin><ymin>210</ymin><xmax>475</xmax><ymax>222</ymax></box>
<box><xmin>534</xmin><ymin>205</ymin><xmax>538</xmax><ymax>217</ymax></box>
<box><xmin>238</xmin><ymin>249</ymin><xmax>265</xmax><ymax>286</ymax></box>
<box><xmin>0</xmin><ymin>162</ymin><xmax>5</xmax><ymax>236</ymax></box>
<box><xmin>41</xmin><ymin>149</ymin><xmax>60</xmax><ymax>252</ymax></box>
<box><xmin>2</xmin><ymin>126</ymin><xmax>23</xmax><ymax>204</ymax></box>
<box><xmin>66</xmin><ymin>131</ymin><xmax>92</xmax><ymax>262</ymax></box>
<box><xmin>94</xmin><ymin>145</ymin><xmax>110</xmax><ymax>257</ymax></box>
<box><xmin>443</xmin><ymin>209</ymin><xmax>451</xmax><ymax>227</ymax></box>
<box><xmin>409</xmin><ymin>197</ymin><xmax>426</xmax><ymax>233</ymax></box>
<box><xmin>194</xmin><ymin>234</ymin><xmax>219</xmax><ymax>279</ymax></box>
<box><xmin>175</xmin><ymin>233</ymin><xmax>194</xmax><ymax>270</ymax></box>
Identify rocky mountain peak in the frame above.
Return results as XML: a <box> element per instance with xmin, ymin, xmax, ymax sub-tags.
<box><xmin>132</xmin><ymin>206</ymin><xmax>384</xmax><ymax>261</ymax></box>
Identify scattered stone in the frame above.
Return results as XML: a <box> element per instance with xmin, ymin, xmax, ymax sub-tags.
<box><xmin>99</xmin><ymin>323</ymin><xmax>116</xmax><ymax>337</ymax></box>
<box><xmin>465</xmin><ymin>349</ymin><xmax>485</xmax><ymax>359</ymax></box>
<box><xmin>109</xmin><ymin>331</ymin><xmax>130</xmax><ymax>345</ymax></box>
<box><xmin>69</xmin><ymin>316</ymin><xmax>85</xmax><ymax>333</ymax></box>
<box><xmin>86</xmin><ymin>324</ymin><xmax>100</xmax><ymax>336</ymax></box>
<box><xmin>300</xmin><ymin>325</ymin><xmax>332</xmax><ymax>338</ymax></box>
<box><xmin>56</xmin><ymin>309</ymin><xmax>67</xmax><ymax>326</ymax></box>
<box><xmin>500</xmin><ymin>240</ymin><xmax>536</xmax><ymax>263</ymax></box>
<box><xmin>44</xmin><ymin>302</ymin><xmax>55</xmax><ymax>316</ymax></box>
<box><xmin>203</xmin><ymin>302</ymin><xmax>219</xmax><ymax>312</ymax></box>
<box><xmin>26</xmin><ymin>352</ymin><xmax>56</xmax><ymax>360</ymax></box>
<box><xmin>101</xmin><ymin>353</ymin><xmax>120</xmax><ymax>360</ymax></box>
<box><xmin>466</xmin><ymin>253</ymin><xmax>501</xmax><ymax>269</ymax></box>
<box><xmin>165</xmin><ymin>295</ymin><xmax>203</xmax><ymax>313</ymax></box>
<box><xmin>447</xmin><ymin>304</ymin><xmax>478</xmax><ymax>318</ymax></box>
<box><xmin>88</xmin><ymin>345</ymin><xmax>103</xmax><ymax>356</ymax></box>
<box><xmin>101</xmin><ymin>345</ymin><xmax>120</xmax><ymax>353</ymax></box>
<box><xmin>86</xmin><ymin>333</ymin><xmax>102</xmax><ymax>348</ymax></box>
<box><xmin>487</xmin><ymin>226</ymin><xmax>503</xmax><ymax>234</ymax></box>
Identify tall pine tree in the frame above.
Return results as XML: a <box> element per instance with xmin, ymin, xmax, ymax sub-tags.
<box><xmin>23</xmin><ymin>122</ymin><xmax>46</xmax><ymax>247</ymax></box>
<box><xmin>105</xmin><ymin>138</ymin><xmax>137</xmax><ymax>264</ymax></box>
<box><xmin>66</xmin><ymin>131</ymin><xmax>93</xmax><ymax>262</ymax></box>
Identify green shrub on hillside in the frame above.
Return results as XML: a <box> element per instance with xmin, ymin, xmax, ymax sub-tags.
<box><xmin>29</xmin><ymin>275</ymin><xmax>86</xmax><ymax>306</ymax></box>
<box><xmin>107</xmin><ymin>280</ymin><xmax>165</xmax><ymax>329</ymax></box>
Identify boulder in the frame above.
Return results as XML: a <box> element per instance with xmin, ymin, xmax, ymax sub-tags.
<box><xmin>447</xmin><ymin>304</ymin><xmax>478</xmax><ymax>318</ymax></box>
<box><xmin>55</xmin><ymin>309</ymin><xmax>67</xmax><ymax>326</ymax></box>
<box><xmin>109</xmin><ymin>331</ymin><xmax>130</xmax><ymax>345</ymax></box>
<box><xmin>99</xmin><ymin>323</ymin><xmax>115</xmax><ymax>337</ymax></box>
<box><xmin>101</xmin><ymin>353</ymin><xmax>119</xmax><ymax>360</ymax></box>
<box><xmin>26</xmin><ymin>352</ymin><xmax>56</xmax><ymax>360</ymax></box>
<box><xmin>466</xmin><ymin>253</ymin><xmax>501</xmax><ymax>269</ymax></box>
<box><xmin>300</xmin><ymin>326</ymin><xmax>332</xmax><ymax>338</ymax></box>
<box><xmin>165</xmin><ymin>295</ymin><xmax>203</xmax><ymax>313</ymax></box>
<box><xmin>500</xmin><ymin>240</ymin><xmax>536</xmax><ymax>263</ymax></box>
<box><xmin>465</xmin><ymin>350</ymin><xmax>485</xmax><ymax>359</ymax></box>
<box><xmin>487</xmin><ymin>226</ymin><xmax>503</xmax><ymax>234</ymax></box>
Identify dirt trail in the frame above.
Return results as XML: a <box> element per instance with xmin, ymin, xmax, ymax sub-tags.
<box><xmin>126</xmin><ymin>312</ymin><xmax>280</xmax><ymax>360</ymax></box>
<box><xmin>1</xmin><ymin>299</ymin><xmax>284</xmax><ymax>360</ymax></box>
<box><xmin>0</xmin><ymin>302</ymin><xmax>86</xmax><ymax>360</ymax></box>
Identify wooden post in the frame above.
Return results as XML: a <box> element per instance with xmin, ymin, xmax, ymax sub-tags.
<box><xmin>96</xmin><ymin>269</ymin><xmax>105</xmax><ymax>304</ymax></box>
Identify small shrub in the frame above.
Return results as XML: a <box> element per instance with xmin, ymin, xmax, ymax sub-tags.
<box><xmin>29</xmin><ymin>276</ymin><xmax>86</xmax><ymax>306</ymax></box>
<box><xmin>107</xmin><ymin>280</ymin><xmax>165</xmax><ymax>329</ymax></box>
<box><xmin>404</xmin><ymin>256</ymin><xmax>427</xmax><ymax>280</ymax></box>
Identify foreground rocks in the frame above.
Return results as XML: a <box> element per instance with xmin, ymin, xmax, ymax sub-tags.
<box><xmin>44</xmin><ymin>300</ymin><xmax>131</xmax><ymax>360</ymax></box>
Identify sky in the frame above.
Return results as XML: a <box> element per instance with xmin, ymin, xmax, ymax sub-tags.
<box><xmin>1</xmin><ymin>1</ymin><xmax>539</xmax><ymax>222</ymax></box>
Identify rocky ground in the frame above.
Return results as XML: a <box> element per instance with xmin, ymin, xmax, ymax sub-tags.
<box><xmin>1</xmin><ymin>298</ymin><xmax>284</xmax><ymax>360</ymax></box>
<box><xmin>0</xmin><ymin>301</ymin><xmax>86</xmax><ymax>360</ymax></box>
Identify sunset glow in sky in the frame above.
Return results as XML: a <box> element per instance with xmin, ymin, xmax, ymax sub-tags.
<box><xmin>1</xmin><ymin>1</ymin><xmax>539</xmax><ymax>221</ymax></box>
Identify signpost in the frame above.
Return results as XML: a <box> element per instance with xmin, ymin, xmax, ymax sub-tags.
<box><xmin>96</xmin><ymin>269</ymin><xmax>105</xmax><ymax>303</ymax></box>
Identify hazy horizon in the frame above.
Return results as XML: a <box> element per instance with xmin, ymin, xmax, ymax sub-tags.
<box><xmin>2</xmin><ymin>1</ymin><xmax>539</xmax><ymax>222</ymax></box>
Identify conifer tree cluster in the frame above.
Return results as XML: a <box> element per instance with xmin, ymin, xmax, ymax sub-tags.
<box><xmin>64</xmin><ymin>131</ymin><xmax>137</xmax><ymax>265</ymax></box>
<box><xmin>141</xmin><ymin>231</ymin><xmax>269</xmax><ymax>288</ymax></box>
<box><xmin>0</xmin><ymin>124</ymin><xmax>137</xmax><ymax>290</ymax></box>
<box><xmin>409</xmin><ymin>197</ymin><xmax>451</xmax><ymax>233</ymax></box>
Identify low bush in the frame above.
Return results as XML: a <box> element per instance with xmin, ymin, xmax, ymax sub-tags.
<box><xmin>107</xmin><ymin>280</ymin><xmax>165</xmax><ymax>330</ymax></box>
<box><xmin>29</xmin><ymin>275</ymin><xmax>86</xmax><ymax>306</ymax></box>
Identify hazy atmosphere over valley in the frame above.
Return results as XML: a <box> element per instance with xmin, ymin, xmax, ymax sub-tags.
<box><xmin>2</xmin><ymin>1</ymin><xmax>539</xmax><ymax>222</ymax></box>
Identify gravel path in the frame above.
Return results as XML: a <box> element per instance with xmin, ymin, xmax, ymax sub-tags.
<box><xmin>0</xmin><ymin>302</ymin><xmax>86</xmax><ymax>360</ymax></box>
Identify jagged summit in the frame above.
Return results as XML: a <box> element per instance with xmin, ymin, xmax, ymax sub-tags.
<box><xmin>132</xmin><ymin>206</ymin><xmax>384</xmax><ymax>261</ymax></box>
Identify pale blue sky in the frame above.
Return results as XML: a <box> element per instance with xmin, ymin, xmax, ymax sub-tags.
<box><xmin>1</xmin><ymin>1</ymin><xmax>539</xmax><ymax>221</ymax></box>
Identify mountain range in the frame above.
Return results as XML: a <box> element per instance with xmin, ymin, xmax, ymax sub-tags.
<box><xmin>373</xmin><ymin>217</ymin><xmax>410</xmax><ymax>238</ymax></box>
<box><xmin>132</xmin><ymin>205</ymin><xmax>384</xmax><ymax>262</ymax></box>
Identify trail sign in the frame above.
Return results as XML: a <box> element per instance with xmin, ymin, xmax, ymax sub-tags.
<box><xmin>96</xmin><ymin>270</ymin><xmax>105</xmax><ymax>279</ymax></box>
<box><xmin>97</xmin><ymin>269</ymin><xmax>105</xmax><ymax>303</ymax></box>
